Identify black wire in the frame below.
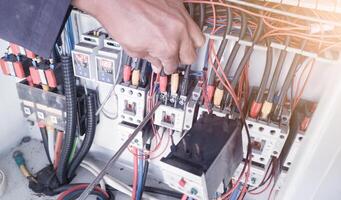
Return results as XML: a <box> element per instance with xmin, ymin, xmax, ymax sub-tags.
<box><xmin>231</xmin><ymin>18</ymin><xmax>264</xmax><ymax>88</ymax></box>
<box><xmin>126</xmin><ymin>56</ymin><xmax>133</xmax><ymax>66</ymax></box>
<box><xmin>214</xmin><ymin>7</ymin><xmax>233</xmax><ymax>63</ymax></box>
<box><xmin>230</xmin><ymin>46</ymin><xmax>252</xmax><ymax>88</ymax></box>
<box><xmin>219</xmin><ymin>12</ymin><xmax>248</xmax><ymax>90</ymax></box>
<box><xmin>62</xmin><ymin>189</ymin><xmax>109</xmax><ymax>200</ymax></box>
<box><xmin>255</xmin><ymin>40</ymin><xmax>273</xmax><ymax>103</ymax></box>
<box><xmin>39</xmin><ymin>126</ymin><xmax>53</xmax><ymax>166</ymax></box>
<box><xmin>272</xmin><ymin>40</ymin><xmax>307</xmax><ymax>120</ymax></box>
<box><xmin>266</xmin><ymin>36</ymin><xmax>290</xmax><ymax>102</ymax></box>
<box><xmin>180</xmin><ymin>65</ymin><xmax>191</xmax><ymax>96</ymax></box>
<box><xmin>143</xmin><ymin>186</ymin><xmax>183</xmax><ymax>199</ymax></box>
<box><xmin>199</xmin><ymin>4</ymin><xmax>206</xmax><ymax>30</ymax></box>
<box><xmin>207</xmin><ymin>7</ymin><xmax>233</xmax><ymax>86</ymax></box>
<box><xmin>139</xmin><ymin>60</ymin><xmax>149</xmax><ymax>87</ymax></box>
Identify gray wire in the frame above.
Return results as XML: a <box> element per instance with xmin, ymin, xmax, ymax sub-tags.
<box><xmin>95</xmin><ymin>50</ymin><xmax>123</xmax><ymax>117</ymax></box>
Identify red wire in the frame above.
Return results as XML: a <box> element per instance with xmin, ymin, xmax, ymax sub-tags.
<box><xmin>149</xmin><ymin>131</ymin><xmax>171</xmax><ymax>159</ymax></box>
<box><xmin>54</xmin><ymin>131</ymin><xmax>64</xmax><ymax>170</ymax></box>
<box><xmin>181</xmin><ymin>194</ymin><xmax>188</xmax><ymax>200</ymax></box>
<box><xmin>293</xmin><ymin>59</ymin><xmax>314</xmax><ymax>110</ymax></box>
<box><xmin>267</xmin><ymin>181</ymin><xmax>276</xmax><ymax>200</ymax></box>
<box><xmin>132</xmin><ymin>147</ymin><xmax>138</xmax><ymax>200</ymax></box>
<box><xmin>57</xmin><ymin>184</ymin><xmax>109</xmax><ymax>200</ymax></box>
<box><xmin>248</xmin><ymin>176</ymin><xmax>274</xmax><ymax>195</ymax></box>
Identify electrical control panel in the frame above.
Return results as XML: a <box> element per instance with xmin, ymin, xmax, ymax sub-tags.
<box><xmin>2</xmin><ymin>1</ymin><xmax>341</xmax><ymax>200</ymax></box>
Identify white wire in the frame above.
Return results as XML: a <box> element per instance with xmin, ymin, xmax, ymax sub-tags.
<box><xmin>80</xmin><ymin>163</ymin><xmax>106</xmax><ymax>191</ymax></box>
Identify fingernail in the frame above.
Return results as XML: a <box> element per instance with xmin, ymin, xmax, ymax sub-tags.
<box><xmin>164</xmin><ymin>67</ymin><xmax>175</xmax><ymax>75</ymax></box>
<box><xmin>151</xmin><ymin>65</ymin><xmax>161</xmax><ymax>73</ymax></box>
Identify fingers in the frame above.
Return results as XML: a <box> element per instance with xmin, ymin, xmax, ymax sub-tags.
<box><xmin>123</xmin><ymin>47</ymin><xmax>147</xmax><ymax>59</ymax></box>
<box><xmin>186</xmin><ymin>19</ymin><xmax>205</xmax><ymax>48</ymax></box>
<box><xmin>161</xmin><ymin>57</ymin><xmax>179</xmax><ymax>74</ymax></box>
<box><xmin>179</xmin><ymin>34</ymin><xmax>197</xmax><ymax>65</ymax></box>
<box><xmin>143</xmin><ymin>55</ymin><xmax>162</xmax><ymax>73</ymax></box>
<box><xmin>178</xmin><ymin>2</ymin><xmax>206</xmax><ymax>48</ymax></box>
<box><xmin>120</xmin><ymin>0</ymin><xmax>205</xmax><ymax>75</ymax></box>
<box><xmin>151</xmin><ymin>39</ymin><xmax>180</xmax><ymax>74</ymax></box>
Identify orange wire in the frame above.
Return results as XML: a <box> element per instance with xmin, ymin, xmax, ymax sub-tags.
<box><xmin>185</xmin><ymin>0</ymin><xmax>309</xmax><ymax>29</ymax></box>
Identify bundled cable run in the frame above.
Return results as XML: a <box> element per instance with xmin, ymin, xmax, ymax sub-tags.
<box><xmin>67</xmin><ymin>92</ymin><xmax>97</xmax><ymax>180</ymax></box>
<box><xmin>57</xmin><ymin>55</ymin><xmax>77</xmax><ymax>184</ymax></box>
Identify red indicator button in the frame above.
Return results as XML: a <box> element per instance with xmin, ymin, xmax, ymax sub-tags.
<box><xmin>178</xmin><ymin>178</ymin><xmax>186</xmax><ymax>188</ymax></box>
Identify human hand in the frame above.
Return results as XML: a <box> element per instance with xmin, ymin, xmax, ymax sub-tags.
<box><xmin>72</xmin><ymin>0</ymin><xmax>205</xmax><ymax>74</ymax></box>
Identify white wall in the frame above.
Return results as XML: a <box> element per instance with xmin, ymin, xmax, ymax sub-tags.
<box><xmin>278</xmin><ymin>60</ymin><xmax>341</xmax><ymax>200</ymax></box>
<box><xmin>0</xmin><ymin>41</ymin><xmax>30</xmax><ymax>154</ymax></box>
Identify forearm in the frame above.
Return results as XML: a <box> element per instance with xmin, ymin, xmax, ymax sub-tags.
<box><xmin>0</xmin><ymin>0</ymin><xmax>71</xmax><ymax>57</ymax></box>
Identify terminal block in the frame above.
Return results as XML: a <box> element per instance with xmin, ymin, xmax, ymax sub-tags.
<box><xmin>16</xmin><ymin>80</ymin><xmax>66</xmax><ymax>130</ymax></box>
<box><xmin>160</xmin><ymin>114</ymin><xmax>243</xmax><ymax>200</ymax></box>
<box><xmin>16</xmin><ymin>80</ymin><xmax>99</xmax><ymax>132</ymax></box>
<box><xmin>0</xmin><ymin>54</ymin><xmax>32</xmax><ymax>78</ymax></box>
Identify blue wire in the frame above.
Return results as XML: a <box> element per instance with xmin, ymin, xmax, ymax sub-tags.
<box><xmin>136</xmin><ymin>149</ymin><xmax>144</xmax><ymax>200</ymax></box>
<box><xmin>230</xmin><ymin>183</ymin><xmax>243</xmax><ymax>200</ymax></box>
<box><xmin>67</xmin><ymin>16</ymin><xmax>75</xmax><ymax>49</ymax></box>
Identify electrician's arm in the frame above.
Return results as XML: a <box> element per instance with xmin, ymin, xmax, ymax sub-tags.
<box><xmin>72</xmin><ymin>0</ymin><xmax>205</xmax><ymax>74</ymax></box>
<box><xmin>0</xmin><ymin>0</ymin><xmax>71</xmax><ymax>58</ymax></box>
